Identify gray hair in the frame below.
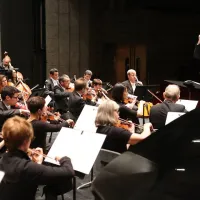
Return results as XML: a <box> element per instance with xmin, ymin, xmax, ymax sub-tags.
<box><xmin>127</xmin><ymin>69</ymin><xmax>136</xmax><ymax>75</ymax></box>
<box><xmin>95</xmin><ymin>100</ymin><xmax>119</xmax><ymax>127</ymax></box>
<box><xmin>59</xmin><ymin>74</ymin><xmax>70</xmax><ymax>83</ymax></box>
<box><xmin>164</xmin><ymin>84</ymin><xmax>180</xmax><ymax>101</ymax></box>
<box><xmin>84</xmin><ymin>70</ymin><xmax>92</xmax><ymax>76</ymax></box>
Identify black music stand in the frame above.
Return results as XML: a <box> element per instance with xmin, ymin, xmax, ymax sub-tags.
<box><xmin>30</xmin><ymin>88</ymin><xmax>46</xmax><ymax>98</ymax></box>
<box><xmin>165</xmin><ymin>80</ymin><xmax>200</xmax><ymax>100</ymax></box>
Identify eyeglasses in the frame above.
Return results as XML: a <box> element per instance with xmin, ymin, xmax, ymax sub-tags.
<box><xmin>12</xmin><ymin>96</ymin><xmax>19</xmax><ymax>99</ymax></box>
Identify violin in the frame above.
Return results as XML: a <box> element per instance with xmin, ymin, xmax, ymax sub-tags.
<box><xmin>66</xmin><ymin>82</ymin><xmax>74</xmax><ymax>92</ymax></box>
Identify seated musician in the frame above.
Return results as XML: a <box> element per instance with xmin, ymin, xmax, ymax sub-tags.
<box><xmin>122</xmin><ymin>69</ymin><xmax>143</xmax><ymax>95</ymax></box>
<box><xmin>150</xmin><ymin>84</ymin><xmax>187</xmax><ymax>129</ymax></box>
<box><xmin>54</xmin><ymin>74</ymin><xmax>72</xmax><ymax>119</ymax></box>
<box><xmin>44</xmin><ymin>68</ymin><xmax>59</xmax><ymax>99</ymax></box>
<box><xmin>0</xmin><ymin>86</ymin><xmax>30</xmax><ymax>131</ymax></box>
<box><xmin>27</xmin><ymin>96</ymin><xmax>74</xmax><ymax>152</ymax></box>
<box><xmin>95</xmin><ymin>100</ymin><xmax>152</xmax><ymax>153</ymax></box>
<box><xmin>0</xmin><ymin>116</ymin><xmax>75</xmax><ymax>200</ymax></box>
<box><xmin>68</xmin><ymin>78</ymin><xmax>96</xmax><ymax>121</ymax></box>
<box><xmin>0</xmin><ymin>55</ymin><xmax>14</xmax><ymax>70</ymax></box>
<box><xmin>112</xmin><ymin>83</ymin><xmax>144</xmax><ymax>125</ymax></box>
<box><xmin>0</xmin><ymin>75</ymin><xmax>8</xmax><ymax>93</ymax></box>
<box><xmin>83</xmin><ymin>69</ymin><xmax>93</xmax><ymax>87</ymax></box>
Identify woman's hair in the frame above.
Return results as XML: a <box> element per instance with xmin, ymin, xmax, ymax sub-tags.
<box><xmin>112</xmin><ymin>83</ymin><xmax>126</xmax><ymax>102</ymax></box>
<box><xmin>27</xmin><ymin>96</ymin><xmax>45</xmax><ymax>114</ymax></box>
<box><xmin>0</xmin><ymin>75</ymin><xmax>7</xmax><ymax>85</ymax></box>
<box><xmin>2</xmin><ymin>116</ymin><xmax>34</xmax><ymax>152</ymax></box>
<box><xmin>95</xmin><ymin>100</ymin><xmax>119</xmax><ymax>126</ymax></box>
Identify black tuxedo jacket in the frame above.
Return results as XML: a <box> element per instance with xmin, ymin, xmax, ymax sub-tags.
<box><xmin>0</xmin><ymin>150</ymin><xmax>74</xmax><ymax>200</ymax></box>
<box><xmin>121</xmin><ymin>80</ymin><xmax>142</xmax><ymax>95</ymax></box>
<box><xmin>149</xmin><ymin>100</ymin><xmax>187</xmax><ymax>129</ymax></box>
<box><xmin>68</xmin><ymin>92</ymin><xmax>96</xmax><ymax>120</ymax></box>
<box><xmin>194</xmin><ymin>44</ymin><xmax>200</xmax><ymax>59</ymax></box>
<box><xmin>54</xmin><ymin>84</ymin><xmax>71</xmax><ymax>113</ymax></box>
<box><xmin>44</xmin><ymin>78</ymin><xmax>55</xmax><ymax>98</ymax></box>
<box><xmin>0</xmin><ymin>101</ymin><xmax>21</xmax><ymax>130</ymax></box>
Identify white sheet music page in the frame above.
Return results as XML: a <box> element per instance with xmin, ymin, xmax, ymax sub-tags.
<box><xmin>165</xmin><ymin>112</ymin><xmax>185</xmax><ymax>125</ymax></box>
<box><xmin>0</xmin><ymin>171</ymin><xmax>5</xmax><ymax>183</ymax></box>
<box><xmin>176</xmin><ymin>99</ymin><xmax>198</xmax><ymax>112</ymax></box>
<box><xmin>45</xmin><ymin>95</ymin><xmax>52</xmax><ymax>106</ymax></box>
<box><xmin>45</xmin><ymin>127</ymin><xmax>106</xmax><ymax>174</ymax></box>
<box><xmin>74</xmin><ymin>105</ymin><xmax>98</xmax><ymax>133</ymax></box>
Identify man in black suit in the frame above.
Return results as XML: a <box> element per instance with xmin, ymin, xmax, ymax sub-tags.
<box><xmin>150</xmin><ymin>84</ymin><xmax>187</xmax><ymax>129</ymax></box>
<box><xmin>0</xmin><ymin>86</ymin><xmax>30</xmax><ymax>130</ymax></box>
<box><xmin>44</xmin><ymin>68</ymin><xmax>59</xmax><ymax>99</ymax></box>
<box><xmin>68</xmin><ymin>78</ymin><xmax>96</xmax><ymax>121</ymax></box>
<box><xmin>54</xmin><ymin>74</ymin><xmax>71</xmax><ymax>119</ymax></box>
<box><xmin>122</xmin><ymin>69</ymin><xmax>143</xmax><ymax>95</ymax></box>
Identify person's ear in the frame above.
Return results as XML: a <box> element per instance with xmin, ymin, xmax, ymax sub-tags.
<box><xmin>5</xmin><ymin>95</ymin><xmax>11</xmax><ymax>101</ymax></box>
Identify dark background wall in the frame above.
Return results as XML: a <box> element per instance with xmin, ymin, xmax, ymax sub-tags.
<box><xmin>1</xmin><ymin>0</ymin><xmax>45</xmax><ymax>87</ymax></box>
<box><xmin>90</xmin><ymin>1</ymin><xmax>200</xmax><ymax>84</ymax></box>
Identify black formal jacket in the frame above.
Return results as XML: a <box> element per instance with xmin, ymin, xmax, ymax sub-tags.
<box><xmin>44</xmin><ymin>78</ymin><xmax>55</xmax><ymax>98</ymax></box>
<box><xmin>68</xmin><ymin>91</ymin><xmax>96</xmax><ymax>121</ymax></box>
<box><xmin>121</xmin><ymin>80</ymin><xmax>142</xmax><ymax>95</ymax></box>
<box><xmin>149</xmin><ymin>100</ymin><xmax>186</xmax><ymax>129</ymax></box>
<box><xmin>194</xmin><ymin>44</ymin><xmax>200</xmax><ymax>59</ymax></box>
<box><xmin>0</xmin><ymin>150</ymin><xmax>74</xmax><ymax>200</ymax></box>
<box><xmin>0</xmin><ymin>101</ymin><xmax>21</xmax><ymax>130</ymax></box>
<box><xmin>54</xmin><ymin>84</ymin><xmax>71</xmax><ymax>113</ymax></box>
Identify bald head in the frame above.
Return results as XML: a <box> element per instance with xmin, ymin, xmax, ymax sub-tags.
<box><xmin>163</xmin><ymin>84</ymin><xmax>180</xmax><ymax>102</ymax></box>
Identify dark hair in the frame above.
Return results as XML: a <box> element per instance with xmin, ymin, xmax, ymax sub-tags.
<box><xmin>1</xmin><ymin>86</ymin><xmax>20</xmax><ymax>100</ymax></box>
<box><xmin>92</xmin><ymin>79</ymin><xmax>102</xmax><ymax>86</ymax></box>
<box><xmin>27</xmin><ymin>96</ymin><xmax>45</xmax><ymax>114</ymax></box>
<box><xmin>84</xmin><ymin>70</ymin><xmax>92</xmax><ymax>76</ymax></box>
<box><xmin>0</xmin><ymin>74</ymin><xmax>7</xmax><ymax>84</ymax></box>
<box><xmin>58</xmin><ymin>74</ymin><xmax>70</xmax><ymax>83</ymax></box>
<box><xmin>49</xmin><ymin>68</ymin><xmax>58</xmax><ymax>75</ymax></box>
<box><xmin>112</xmin><ymin>83</ymin><xmax>126</xmax><ymax>103</ymax></box>
<box><xmin>74</xmin><ymin>78</ymin><xmax>87</xmax><ymax>91</ymax></box>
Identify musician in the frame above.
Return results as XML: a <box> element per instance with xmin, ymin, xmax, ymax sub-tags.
<box><xmin>27</xmin><ymin>96</ymin><xmax>74</xmax><ymax>152</ymax></box>
<box><xmin>95</xmin><ymin>100</ymin><xmax>152</xmax><ymax>153</ymax></box>
<box><xmin>44</xmin><ymin>68</ymin><xmax>59</xmax><ymax>98</ymax></box>
<box><xmin>0</xmin><ymin>55</ymin><xmax>14</xmax><ymax>70</ymax></box>
<box><xmin>68</xmin><ymin>78</ymin><xmax>96</xmax><ymax>121</ymax></box>
<box><xmin>0</xmin><ymin>86</ymin><xmax>30</xmax><ymax>131</ymax></box>
<box><xmin>0</xmin><ymin>75</ymin><xmax>8</xmax><ymax>93</ymax></box>
<box><xmin>150</xmin><ymin>84</ymin><xmax>187</xmax><ymax>129</ymax></box>
<box><xmin>0</xmin><ymin>116</ymin><xmax>74</xmax><ymax>200</ymax></box>
<box><xmin>54</xmin><ymin>74</ymin><xmax>71</xmax><ymax>118</ymax></box>
<box><xmin>83</xmin><ymin>69</ymin><xmax>93</xmax><ymax>87</ymax></box>
<box><xmin>193</xmin><ymin>34</ymin><xmax>200</xmax><ymax>59</ymax></box>
<box><xmin>92</xmin><ymin>79</ymin><xmax>108</xmax><ymax>101</ymax></box>
<box><xmin>122</xmin><ymin>69</ymin><xmax>143</xmax><ymax>95</ymax></box>
<box><xmin>112</xmin><ymin>83</ymin><xmax>142</xmax><ymax>125</ymax></box>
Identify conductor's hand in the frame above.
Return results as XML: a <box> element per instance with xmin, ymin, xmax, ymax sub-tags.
<box><xmin>66</xmin><ymin>119</ymin><xmax>74</xmax><ymax>128</ymax></box>
<box><xmin>31</xmin><ymin>147</ymin><xmax>43</xmax><ymax>164</ymax></box>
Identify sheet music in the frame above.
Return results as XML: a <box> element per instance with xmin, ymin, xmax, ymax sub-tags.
<box><xmin>74</xmin><ymin>105</ymin><xmax>98</xmax><ymax>133</ymax></box>
<box><xmin>45</xmin><ymin>95</ymin><xmax>52</xmax><ymax>106</ymax></box>
<box><xmin>176</xmin><ymin>99</ymin><xmax>198</xmax><ymax>112</ymax></box>
<box><xmin>165</xmin><ymin>112</ymin><xmax>185</xmax><ymax>125</ymax></box>
<box><xmin>45</xmin><ymin>127</ymin><xmax>106</xmax><ymax>174</ymax></box>
<box><xmin>0</xmin><ymin>171</ymin><xmax>5</xmax><ymax>183</ymax></box>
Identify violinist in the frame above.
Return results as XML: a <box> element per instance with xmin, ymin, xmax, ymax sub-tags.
<box><xmin>83</xmin><ymin>69</ymin><xmax>93</xmax><ymax>87</ymax></box>
<box><xmin>149</xmin><ymin>84</ymin><xmax>187</xmax><ymax>129</ymax></box>
<box><xmin>44</xmin><ymin>68</ymin><xmax>59</xmax><ymax>99</ymax></box>
<box><xmin>95</xmin><ymin>100</ymin><xmax>152</xmax><ymax>153</ymax></box>
<box><xmin>0</xmin><ymin>86</ymin><xmax>30</xmax><ymax>131</ymax></box>
<box><xmin>68</xmin><ymin>78</ymin><xmax>96</xmax><ymax>121</ymax></box>
<box><xmin>54</xmin><ymin>74</ymin><xmax>72</xmax><ymax>119</ymax></box>
<box><xmin>112</xmin><ymin>83</ymin><xmax>144</xmax><ymax>125</ymax></box>
<box><xmin>27</xmin><ymin>96</ymin><xmax>74</xmax><ymax>152</ymax></box>
<box><xmin>0</xmin><ymin>75</ymin><xmax>8</xmax><ymax>93</ymax></box>
<box><xmin>122</xmin><ymin>69</ymin><xmax>143</xmax><ymax>95</ymax></box>
<box><xmin>0</xmin><ymin>116</ymin><xmax>75</xmax><ymax>200</ymax></box>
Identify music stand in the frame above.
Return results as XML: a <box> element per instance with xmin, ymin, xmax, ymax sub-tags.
<box><xmin>30</xmin><ymin>88</ymin><xmax>46</xmax><ymax>98</ymax></box>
